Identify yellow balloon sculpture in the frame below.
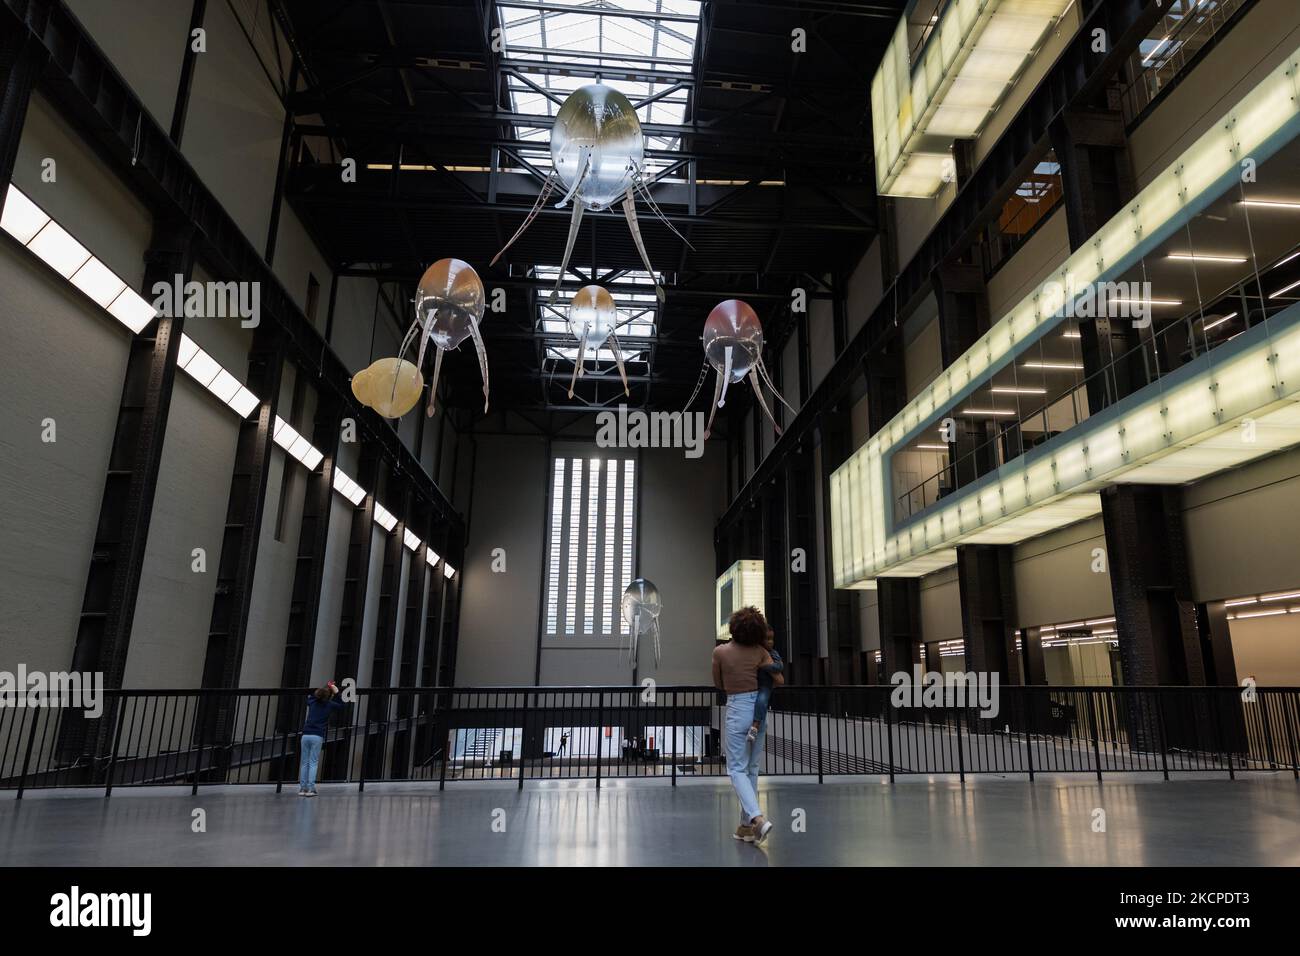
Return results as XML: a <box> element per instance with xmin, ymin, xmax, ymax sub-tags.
<box><xmin>351</xmin><ymin>357</ymin><xmax>424</xmax><ymax>419</ymax></box>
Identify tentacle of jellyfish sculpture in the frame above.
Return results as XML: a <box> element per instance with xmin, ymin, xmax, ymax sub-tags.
<box><xmin>683</xmin><ymin>299</ymin><xmax>793</xmax><ymax>440</ymax></box>
<box><xmin>565</xmin><ymin>284</ymin><xmax>630</xmax><ymax>398</ymax></box>
<box><xmin>489</xmin><ymin>82</ymin><xmax>692</xmax><ymax>304</ymax></box>
<box><xmin>620</xmin><ymin>578</ymin><xmax>663</xmax><ymax>669</ymax></box>
<box><xmin>350</xmin><ymin>258</ymin><xmax>490</xmax><ymax>420</ymax></box>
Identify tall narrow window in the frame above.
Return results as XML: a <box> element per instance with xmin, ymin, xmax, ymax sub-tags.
<box><xmin>564</xmin><ymin>459</ymin><xmax>583</xmax><ymax>634</ymax></box>
<box><xmin>602</xmin><ymin>463</ymin><xmax>618</xmax><ymax>633</ymax></box>
<box><xmin>620</xmin><ymin>459</ymin><xmax>635</xmax><ymax>635</ymax></box>
<box><xmin>544</xmin><ymin>454</ymin><xmax>636</xmax><ymax>638</ymax></box>
<box><xmin>544</xmin><ymin>458</ymin><xmax>566</xmax><ymax>634</ymax></box>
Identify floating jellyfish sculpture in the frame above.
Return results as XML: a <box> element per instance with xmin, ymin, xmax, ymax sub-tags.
<box><xmin>350</xmin><ymin>257</ymin><xmax>490</xmax><ymax>419</ymax></box>
<box><xmin>621</xmin><ymin>578</ymin><xmax>663</xmax><ymax>669</ymax></box>
<box><xmin>684</xmin><ymin>299</ymin><xmax>793</xmax><ymax>440</ymax></box>
<box><xmin>489</xmin><ymin>82</ymin><xmax>692</xmax><ymax>303</ymax></box>
<box><xmin>565</xmin><ymin>284</ymin><xmax>630</xmax><ymax>398</ymax></box>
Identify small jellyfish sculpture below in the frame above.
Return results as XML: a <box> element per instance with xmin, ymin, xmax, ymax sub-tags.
<box><xmin>565</xmin><ymin>284</ymin><xmax>630</xmax><ymax>398</ymax></box>
<box><xmin>685</xmin><ymin>299</ymin><xmax>792</xmax><ymax>439</ymax></box>
<box><xmin>621</xmin><ymin>578</ymin><xmax>663</xmax><ymax>669</ymax></box>
<box><xmin>352</xmin><ymin>257</ymin><xmax>490</xmax><ymax>419</ymax></box>
<box><xmin>489</xmin><ymin>83</ymin><xmax>691</xmax><ymax>303</ymax></box>
<box><xmin>350</xmin><ymin>357</ymin><xmax>423</xmax><ymax>418</ymax></box>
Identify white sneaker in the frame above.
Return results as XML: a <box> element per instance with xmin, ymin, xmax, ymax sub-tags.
<box><xmin>304</xmin><ymin>790</ymin><xmax>317</xmax><ymax>798</ymax></box>
<box><xmin>297</xmin><ymin>789</ymin><xmax>307</xmax><ymax>796</ymax></box>
<box><xmin>754</xmin><ymin>819</ymin><xmax>774</xmax><ymax>845</ymax></box>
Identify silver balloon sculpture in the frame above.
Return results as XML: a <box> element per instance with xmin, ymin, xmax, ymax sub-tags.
<box><xmin>683</xmin><ymin>299</ymin><xmax>792</xmax><ymax>439</ymax></box>
<box><xmin>621</xmin><ymin>578</ymin><xmax>663</xmax><ymax>668</ymax></box>
<box><xmin>352</xmin><ymin>257</ymin><xmax>490</xmax><ymax>418</ymax></box>
<box><xmin>565</xmin><ymin>284</ymin><xmax>630</xmax><ymax>398</ymax></box>
<box><xmin>489</xmin><ymin>82</ymin><xmax>691</xmax><ymax>303</ymax></box>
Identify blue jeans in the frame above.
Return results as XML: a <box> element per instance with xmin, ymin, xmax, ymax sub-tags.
<box><xmin>753</xmin><ymin>684</ymin><xmax>773</xmax><ymax>725</ymax></box>
<box><xmin>724</xmin><ymin>691</ymin><xmax>766</xmax><ymax>824</ymax></box>
<box><xmin>299</xmin><ymin>734</ymin><xmax>323</xmax><ymax>792</ymax></box>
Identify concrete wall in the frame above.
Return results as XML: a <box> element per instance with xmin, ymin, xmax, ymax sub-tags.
<box><xmin>456</xmin><ymin>432</ymin><xmax>725</xmax><ymax>686</ymax></box>
<box><xmin>1012</xmin><ymin>516</ymin><xmax>1114</xmax><ymax>629</ymax></box>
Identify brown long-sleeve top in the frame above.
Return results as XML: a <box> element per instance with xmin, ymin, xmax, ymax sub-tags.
<box><xmin>712</xmin><ymin>642</ymin><xmax>776</xmax><ymax>694</ymax></box>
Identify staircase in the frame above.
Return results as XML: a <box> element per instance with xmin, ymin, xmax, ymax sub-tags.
<box><xmin>463</xmin><ymin>728</ymin><xmax>499</xmax><ymax>763</ymax></box>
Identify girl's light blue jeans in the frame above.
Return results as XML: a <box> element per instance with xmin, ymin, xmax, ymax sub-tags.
<box><xmin>724</xmin><ymin>691</ymin><xmax>766</xmax><ymax>824</ymax></box>
<box><xmin>299</xmin><ymin>734</ymin><xmax>324</xmax><ymax>792</ymax></box>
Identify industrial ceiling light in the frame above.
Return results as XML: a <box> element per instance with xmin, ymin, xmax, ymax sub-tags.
<box><xmin>403</xmin><ymin>528</ymin><xmax>422</xmax><ymax>552</ymax></box>
<box><xmin>332</xmin><ymin>468</ymin><xmax>366</xmax><ymax>506</ymax></box>
<box><xmin>443</xmin><ymin>563</ymin><xmax>456</xmax><ymax>579</ymax></box>
<box><xmin>176</xmin><ymin>333</ymin><xmax>260</xmax><ymax>418</ymax></box>
<box><xmin>373</xmin><ymin>503</ymin><xmax>398</xmax><ymax>533</ymax></box>
<box><xmin>1202</xmin><ymin>312</ymin><xmax>1237</xmax><ymax>331</ymax></box>
<box><xmin>990</xmin><ymin>386</ymin><xmax>1047</xmax><ymax>394</ymax></box>
<box><xmin>425</xmin><ymin>548</ymin><xmax>441</xmax><ymax>568</ymax></box>
<box><xmin>1241</xmin><ymin>199</ymin><xmax>1300</xmax><ymax>209</ymax></box>
<box><xmin>1022</xmin><ymin>361</ymin><xmax>1084</xmax><ymax>370</ymax></box>
<box><xmin>1167</xmin><ymin>253</ymin><xmax>1247</xmax><ymax>264</ymax></box>
<box><xmin>961</xmin><ymin>408</ymin><xmax>1016</xmax><ymax>416</ymax></box>
<box><xmin>2</xmin><ymin>184</ymin><xmax>158</xmax><ymax>334</ymax></box>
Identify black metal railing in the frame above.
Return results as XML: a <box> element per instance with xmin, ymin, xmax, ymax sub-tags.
<box><xmin>1</xmin><ymin>685</ymin><xmax>1296</xmax><ymax>796</ymax></box>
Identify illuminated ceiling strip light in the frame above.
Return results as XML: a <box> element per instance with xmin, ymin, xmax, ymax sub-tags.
<box><xmin>990</xmin><ymin>386</ymin><xmax>1047</xmax><ymax>394</ymax></box>
<box><xmin>916</xmin><ymin>444</ymin><xmax>950</xmax><ymax>450</ymax></box>
<box><xmin>272</xmin><ymin>417</ymin><xmax>325</xmax><ymax>471</ymax></box>
<box><xmin>1232</xmin><ymin>608</ymin><xmax>1289</xmax><ymax>619</ymax></box>
<box><xmin>1167</xmin><ymin>253</ymin><xmax>1247</xmax><ymax>264</ymax></box>
<box><xmin>331</xmin><ymin>467</ymin><xmax>366</xmax><ymax>506</ymax></box>
<box><xmin>1224</xmin><ymin>597</ymin><xmax>1257</xmax><ymax>607</ymax></box>
<box><xmin>962</xmin><ymin>408</ymin><xmax>1016</xmax><ymax>416</ymax></box>
<box><xmin>1022</xmin><ymin>361</ymin><xmax>1084</xmax><ymax>370</ymax></box>
<box><xmin>1270</xmin><ymin>278</ymin><xmax>1300</xmax><ymax>298</ymax></box>
<box><xmin>1261</xmin><ymin>590</ymin><xmax>1300</xmax><ymax>602</ymax></box>
<box><xmin>176</xmin><ymin>333</ymin><xmax>260</xmax><ymax>418</ymax></box>
<box><xmin>2</xmin><ymin>184</ymin><xmax>157</xmax><ymax>334</ymax></box>
<box><xmin>1274</xmin><ymin>250</ymin><xmax>1300</xmax><ymax>268</ymax></box>
<box><xmin>373</xmin><ymin>503</ymin><xmax>398</xmax><ymax>533</ymax></box>
<box><xmin>831</xmin><ymin>45</ymin><xmax>1300</xmax><ymax>590</ymax></box>
<box><xmin>1062</xmin><ymin>331</ymin><xmax>1081</xmax><ymax>339</ymax></box>
<box><xmin>1109</xmin><ymin>297</ymin><xmax>1183</xmax><ymax>306</ymax></box>
<box><xmin>1141</xmin><ymin>34</ymin><xmax>1172</xmax><ymax>65</ymax></box>
<box><xmin>1203</xmin><ymin>312</ymin><xmax>1237</xmax><ymax>331</ymax></box>
<box><xmin>1241</xmin><ymin>199</ymin><xmax>1300</xmax><ymax>209</ymax></box>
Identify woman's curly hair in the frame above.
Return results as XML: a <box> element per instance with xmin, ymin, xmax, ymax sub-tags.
<box><xmin>728</xmin><ymin>606</ymin><xmax>769</xmax><ymax>646</ymax></box>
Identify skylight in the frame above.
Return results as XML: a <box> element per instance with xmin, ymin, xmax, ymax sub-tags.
<box><xmin>533</xmin><ymin>265</ymin><xmax>656</xmax><ymax>367</ymax></box>
<box><xmin>496</xmin><ymin>0</ymin><xmax>702</xmax><ymax>177</ymax></box>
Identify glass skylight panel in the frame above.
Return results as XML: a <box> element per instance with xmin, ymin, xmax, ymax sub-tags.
<box><xmin>497</xmin><ymin>0</ymin><xmax>701</xmax><ymax>175</ymax></box>
<box><xmin>426</xmin><ymin>547</ymin><xmax>441</xmax><ymax>568</ymax></box>
<box><xmin>443</xmin><ymin>563</ymin><xmax>456</xmax><ymax>579</ymax></box>
<box><xmin>404</xmin><ymin>528</ymin><xmax>422</xmax><ymax>552</ymax></box>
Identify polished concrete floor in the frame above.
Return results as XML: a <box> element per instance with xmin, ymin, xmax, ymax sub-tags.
<box><xmin>1</xmin><ymin>773</ymin><xmax>1297</xmax><ymax>866</ymax></box>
